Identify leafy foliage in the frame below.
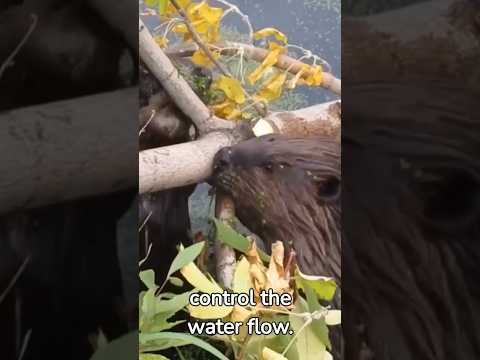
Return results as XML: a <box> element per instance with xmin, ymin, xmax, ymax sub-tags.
<box><xmin>134</xmin><ymin>222</ymin><xmax>341</xmax><ymax>360</ymax></box>
<box><xmin>144</xmin><ymin>0</ymin><xmax>331</xmax><ymax>120</ymax></box>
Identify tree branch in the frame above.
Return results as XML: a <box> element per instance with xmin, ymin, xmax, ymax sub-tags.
<box><xmin>0</xmin><ymin>88</ymin><xmax>138</xmax><ymax>215</ymax></box>
<box><xmin>214</xmin><ymin>193</ymin><xmax>237</xmax><ymax>288</ymax></box>
<box><xmin>139</xmin><ymin>101</ymin><xmax>341</xmax><ymax>193</ymax></box>
<box><xmin>253</xmin><ymin>101</ymin><xmax>341</xmax><ymax>140</ymax></box>
<box><xmin>0</xmin><ymin>14</ymin><xmax>37</xmax><ymax>79</ymax></box>
<box><xmin>139</xmin><ymin>19</ymin><xmax>234</xmax><ymax>135</ymax></box>
<box><xmin>139</xmin><ymin>130</ymin><xmax>237</xmax><ymax>194</ymax></box>
<box><xmin>166</xmin><ymin>42</ymin><xmax>342</xmax><ymax>95</ymax></box>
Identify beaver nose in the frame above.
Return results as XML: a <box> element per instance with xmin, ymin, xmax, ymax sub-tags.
<box><xmin>213</xmin><ymin>147</ymin><xmax>233</xmax><ymax>172</ymax></box>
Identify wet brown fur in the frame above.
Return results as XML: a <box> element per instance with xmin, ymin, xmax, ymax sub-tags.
<box><xmin>213</xmin><ymin>135</ymin><xmax>341</xmax><ymax>282</ymax></box>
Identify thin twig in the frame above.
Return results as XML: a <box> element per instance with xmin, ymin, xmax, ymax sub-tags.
<box><xmin>169</xmin><ymin>0</ymin><xmax>267</xmax><ymax>116</ymax></box>
<box><xmin>0</xmin><ymin>14</ymin><xmax>37</xmax><ymax>79</ymax></box>
<box><xmin>17</xmin><ymin>329</ymin><xmax>32</xmax><ymax>360</ymax></box>
<box><xmin>169</xmin><ymin>0</ymin><xmax>232</xmax><ymax>76</ymax></box>
<box><xmin>0</xmin><ymin>256</ymin><xmax>31</xmax><ymax>306</ymax></box>
<box><xmin>138</xmin><ymin>211</ymin><xmax>153</xmax><ymax>232</ymax></box>
<box><xmin>139</xmin><ymin>109</ymin><xmax>156</xmax><ymax>136</ymax></box>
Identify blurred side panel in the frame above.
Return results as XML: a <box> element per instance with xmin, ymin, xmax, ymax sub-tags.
<box><xmin>0</xmin><ymin>0</ymin><xmax>138</xmax><ymax>359</ymax></box>
<box><xmin>342</xmin><ymin>1</ymin><xmax>480</xmax><ymax>359</ymax></box>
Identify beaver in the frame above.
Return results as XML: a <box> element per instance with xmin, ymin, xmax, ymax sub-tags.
<box><xmin>212</xmin><ymin>134</ymin><xmax>341</xmax><ymax>282</ymax></box>
<box><xmin>341</xmin><ymin>82</ymin><xmax>480</xmax><ymax>360</ymax></box>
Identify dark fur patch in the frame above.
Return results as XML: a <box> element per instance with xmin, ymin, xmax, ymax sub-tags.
<box><xmin>212</xmin><ymin>134</ymin><xmax>341</xmax><ymax>281</ymax></box>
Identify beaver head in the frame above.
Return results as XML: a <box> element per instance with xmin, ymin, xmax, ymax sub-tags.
<box><xmin>211</xmin><ymin>134</ymin><xmax>341</xmax><ymax>281</ymax></box>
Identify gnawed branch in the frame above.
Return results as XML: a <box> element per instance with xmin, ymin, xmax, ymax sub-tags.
<box><xmin>214</xmin><ymin>193</ymin><xmax>237</xmax><ymax>288</ymax></box>
<box><xmin>138</xmin><ymin>101</ymin><xmax>341</xmax><ymax>194</ymax></box>
<box><xmin>166</xmin><ymin>42</ymin><xmax>342</xmax><ymax>95</ymax></box>
<box><xmin>0</xmin><ymin>88</ymin><xmax>137</xmax><ymax>215</ymax></box>
<box><xmin>139</xmin><ymin>19</ymin><xmax>234</xmax><ymax>135</ymax></box>
<box><xmin>139</xmin><ymin>131</ymin><xmax>237</xmax><ymax>193</ymax></box>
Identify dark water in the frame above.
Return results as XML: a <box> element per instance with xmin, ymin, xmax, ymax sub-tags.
<box><xmin>141</xmin><ymin>0</ymin><xmax>340</xmax><ymax>104</ymax></box>
<box><xmin>227</xmin><ymin>0</ymin><xmax>340</xmax><ymax>104</ymax></box>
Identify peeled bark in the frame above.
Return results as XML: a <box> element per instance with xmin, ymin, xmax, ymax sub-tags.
<box><xmin>139</xmin><ymin>101</ymin><xmax>341</xmax><ymax>193</ymax></box>
<box><xmin>0</xmin><ymin>88</ymin><xmax>137</xmax><ymax>215</ymax></box>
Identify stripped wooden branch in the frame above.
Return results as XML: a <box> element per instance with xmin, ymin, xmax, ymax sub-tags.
<box><xmin>214</xmin><ymin>193</ymin><xmax>237</xmax><ymax>288</ymax></box>
<box><xmin>0</xmin><ymin>88</ymin><xmax>138</xmax><ymax>215</ymax></box>
<box><xmin>139</xmin><ymin>100</ymin><xmax>341</xmax><ymax>193</ymax></box>
<box><xmin>253</xmin><ymin>100</ymin><xmax>341</xmax><ymax>140</ymax></box>
<box><xmin>139</xmin><ymin>130</ymin><xmax>237</xmax><ymax>194</ymax></box>
<box><xmin>165</xmin><ymin>42</ymin><xmax>342</xmax><ymax>95</ymax></box>
<box><xmin>139</xmin><ymin>19</ymin><xmax>234</xmax><ymax>135</ymax></box>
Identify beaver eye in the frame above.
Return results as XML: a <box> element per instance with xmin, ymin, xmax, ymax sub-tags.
<box><xmin>318</xmin><ymin>176</ymin><xmax>341</xmax><ymax>202</ymax></box>
<box><xmin>263</xmin><ymin>162</ymin><xmax>274</xmax><ymax>172</ymax></box>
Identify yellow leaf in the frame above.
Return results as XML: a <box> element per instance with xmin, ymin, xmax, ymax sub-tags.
<box><xmin>188</xmin><ymin>303</ymin><xmax>233</xmax><ymax>319</ymax></box>
<box><xmin>180</xmin><ymin>262</ymin><xmax>223</xmax><ymax>294</ymax></box>
<box><xmin>174</xmin><ymin>1</ymin><xmax>223</xmax><ymax>41</ymax></box>
<box><xmin>248</xmin><ymin>43</ymin><xmax>285</xmax><ymax>85</ymax></box>
<box><xmin>287</xmin><ymin>65</ymin><xmax>310</xmax><ymax>89</ymax></box>
<box><xmin>230</xmin><ymin>305</ymin><xmax>251</xmax><ymax>341</ymax></box>
<box><xmin>211</xmin><ymin>100</ymin><xmax>238</xmax><ymax>119</ymax></box>
<box><xmin>191</xmin><ymin>49</ymin><xmax>218</xmax><ymax>68</ymax></box>
<box><xmin>256</xmin><ymin>72</ymin><xmax>287</xmax><ymax>102</ymax></box>
<box><xmin>212</xmin><ymin>76</ymin><xmax>246</xmax><ymax>104</ymax></box>
<box><xmin>226</xmin><ymin>108</ymin><xmax>242</xmax><ymax>120</ymax></box>
<box><xmin>154</xmin><ymin>36</ymin><xmax>169</xmax><ymax>48</ymax></box>
<box><xmin>298</xmin><ymin>65</ymin><xmax>323</xmax><ymax>86</ymax></box>
<box><xmin>190</xmin><ymin>1</ymin><xmax>223</xmax><ymax>26</ymax></box>
<box><xmin>164</xmin><ymin>0</ymin><xmax>191</xmax><ymax>16</ymax></box>
<box><xmin>172</xmin><ymin>23</ymin><xmax>188</xmax><ymax>33</ymax></box>
<box><xmin>254</xmin><ymin>27</ymin><xmax>288</xmax><ymax>44</ymax></box>
<box><xmin>230</xmin><ymin>305</ymin><xmax>252</xmax><ymax>323</ymax></box>
<box><xmin>233</xmin><ymin>257</ymin><xmax>253</xmax><ymax>294</ymax></box>
<box><xmin>262</xmin><ymin>347</ymin><xmax>288</xmax><ymax>360</ymax></box>
<box><xmin>264</xmin><ymin>241</ymin><xmax>293</xmax><ymax>305</ymax></box>
<box><xmin>246</xmin><ymin>242</ymin><xmax>267</xmax><ymax>296</ymax></box>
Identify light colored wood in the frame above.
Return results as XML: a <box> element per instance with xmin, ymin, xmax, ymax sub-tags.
<box><xmin>0</xmin><ymin>88</ymin><xmax>137</xmax><ymax>215</ymax></box>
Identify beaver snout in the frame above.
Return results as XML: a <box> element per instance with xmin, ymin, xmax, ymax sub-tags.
<box><xmin>212</xmin><ymin>147</ymin><xmax>234</xmax><ymax>173</ymax></box>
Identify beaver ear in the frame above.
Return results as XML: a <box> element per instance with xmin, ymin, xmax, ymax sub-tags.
<box><xmin>315</xmin><ymin>175</ymin><xmax>341</xmax><ymax>202</ymax></box>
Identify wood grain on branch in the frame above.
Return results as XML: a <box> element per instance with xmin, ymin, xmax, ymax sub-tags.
<box><xmin>139</xmin><ymin>131</ymin><xmax>237</xmax><ymax>194</ymax></box>
<box><xmin>166</xmin><ymin>42</ymin><xmax>342</xmax><ymax>95</ymax></box>
<box><xmin>214</xmin><ymin>193</ymin><xmax>237</xmax><ymax>288</ymax></box>
<box><xmin>139</xmin><ymin>100</ymin><xmax>341</xmax><ymax>193</ymax></box>
<box><xmin>139</xmin><ymin>19</ymin><xmax>234</xmax><ymax>135</ymax></box>
<box><xmin>253</xmin><ymin>100</ymin><xmax>341</xmax><ymax>140</ymax></box>
<box><xmin>0</xmin><ymin>88</ymin><xmax>137</xmax><ymax>215</ymax></box>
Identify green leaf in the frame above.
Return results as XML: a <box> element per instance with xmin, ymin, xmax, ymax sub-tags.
<box><xmin>158</xmin><ymin>0</ymin><xmax>169</xmax><ymax>14</ymax></box>
<box><xmin>169</xmin><ymin>276</ymin><xmax>184</xmax><ymax>287</ymax></box>
<box><xmin>145</xmin><ymin>0</ymin><xmax>158</xmax><ymax>8</ymax></box>
<box><xmin>212</xmin><ymin>218</ymin><xmax>270</xmax><ymax>262</ymax></box>
<box><xmin>167</xmin><ymin>242</ymin><xmax>205</xmax><ymax>278</ymax></box>
<box><xmin>140</xmin><ymin>355</ymin><xmax>169</xmax><ymax>360</ymax></box>
<box><xmin>289</xmin><ymin>299</ymin><xmax>327</xmax><ymax>360</ymax></box>
<box><xmin>90</xmin><ymin>331</ymin><xmax>137</xmax><ymax>360</ymax></box>
<box><xmin>175</xmin><ymin>347</ymin><xmax>187</xmax><ymax>360</ymax></box>
<box><xmin>296</xmin><ymin>269</ymin><xmax>337</xmax><ymax>301</ymax></box>
<box><xmin>155</xmin><ymin>291</ymin><xmax>192</xmax><ymax>314</ymax></box>
<box><xmin>142</xmin><ymin>289</ymin><xmax>158</xmax><ymax>320</ymax></box>
<box><xmin>140</xmin><ymin>270</ymin><xmax>158</xmax><ymax>290</ymax></box>
<box><xmin>140</xmin><ymin>332</ymin><xmax>229</xmax><ymax>360</ymax></box>
<box><xmin>303</xmin><ymin>287</ymin><xmax>331</xmax><ymax>350</ymax></box>
<box><xmin>141</xmin><ymin>291</ymin><xmax>191</xmax><ymax>332</ymax></box>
